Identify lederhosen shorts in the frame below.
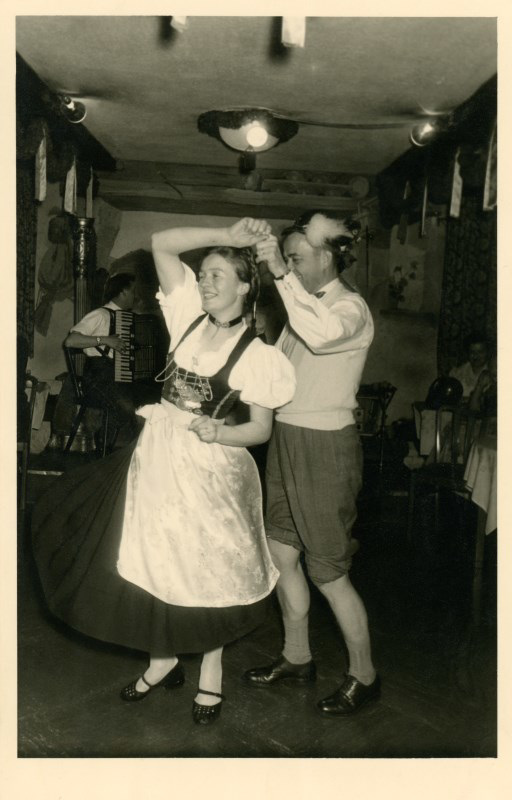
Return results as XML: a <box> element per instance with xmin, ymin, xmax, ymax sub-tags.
<box><xmin>265</xmin><ymin>421</ymin><xmax>363</xmax><ymax>585</ymax></box>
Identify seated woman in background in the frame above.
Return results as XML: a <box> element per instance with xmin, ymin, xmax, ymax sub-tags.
<box><xmin>32</xmin><ymin>217</ymin><xmax>295</xmax><ymax>726</ymax></box>
<box><xmin>449</xmin><ymin>332</ymin><xmax>490</xmax><ymax>400</ymax></box>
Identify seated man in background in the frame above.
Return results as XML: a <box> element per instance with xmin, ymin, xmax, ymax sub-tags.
<box><xmin>469</xmin><ymin>352</ymin><xmax>497</xmax><ymax>430</ymax></box>
<box><xmin>64</xmin><ymin>272</ymin><xmax>140</xmax><ymax>449</ymax></box>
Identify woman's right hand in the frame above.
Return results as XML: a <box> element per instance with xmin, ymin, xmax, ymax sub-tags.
<box><xmin>188</xmin><ymin>415</ymin><xmax>219</xmax><ymax>443</ymax></box>
<box><xmin>227</xmin><ymin>218</ymin><xmax>272</xmax><ymax>249</ymax></box>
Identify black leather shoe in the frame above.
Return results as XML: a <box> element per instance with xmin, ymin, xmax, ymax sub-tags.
<box><xmin>317</xmin><ymin>674</ymin><xmax>381</xmax><ymax>716</ymax></box>
<box><xmin>192</xmin><ymin>689</ymin><xmax>225</xmax><ymax>725</ymax></box>
<box><xmin>243</xmin><ymin>655</ymin><xmax>316</xmax><ymax>686</ymax></box>
<box><xmin>120</xmin><ymin>661</ymin><xmax>185</xmax><ymax>702</ymax></box>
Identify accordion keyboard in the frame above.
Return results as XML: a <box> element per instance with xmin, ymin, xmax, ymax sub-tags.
<box><xmin>113</xmin><ymin>311</ymin><xmax>157</xmax><ymax>382</ymax></box>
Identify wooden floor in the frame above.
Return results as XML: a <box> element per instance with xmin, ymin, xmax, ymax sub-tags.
<box><xmin>18</xmin><ymin>449</ymin><xmax>497</xmax><ymax>759</ymax></box>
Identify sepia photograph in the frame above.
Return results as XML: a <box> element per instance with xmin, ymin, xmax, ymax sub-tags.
<box><xmin>9</xmin><ymin>5</ymin><xmax>504</xmax><ymax>784</ymax></box>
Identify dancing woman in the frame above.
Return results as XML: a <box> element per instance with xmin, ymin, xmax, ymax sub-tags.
<box><xmin>32</xmin><ymin>218</ymin><xmax>295</xmax><ymax>725</ymax></box>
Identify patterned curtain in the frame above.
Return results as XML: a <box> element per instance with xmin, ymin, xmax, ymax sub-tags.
<box><xmin>16</xmin><ymin>157</ymin><xmax>38</xmax><ymax>355</ymax></box>
<box><xmin>437</xmin><ymin>193</ymin><xmax>497</xmax><ymax>374</ymax></box>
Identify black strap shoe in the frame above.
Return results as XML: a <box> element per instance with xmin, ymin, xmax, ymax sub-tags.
<box><xmin>192</xmin><ymin>689</ymin><xmax>225</xmax><ymax>725</ymax></box>
<box><xmin>120</xmin><ymin>661</ymin><xmax>185</xmax><ymax>702</ymax></box>
<box><xmin>317</xmin><ymin>674</ymin><xmax>381</xmax><ymax>716</ymax></box>
<box><xmin>243</xmin><ymin>655</ymin><xmax>316</xmax><ymax>686</ymax></box>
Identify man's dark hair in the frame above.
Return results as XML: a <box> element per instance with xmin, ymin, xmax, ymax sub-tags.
<box><xmin>103</xmin><ymin>272</ymin><xmax>136</xmax><ymax>303</ymax></box>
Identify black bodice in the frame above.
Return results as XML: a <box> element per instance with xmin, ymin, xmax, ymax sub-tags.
<box><xmin>159</xmin><ymin>315</ymin><xmax>255</xmax><ymax>419</ymax></box>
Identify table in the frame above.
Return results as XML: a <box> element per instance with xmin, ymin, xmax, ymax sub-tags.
<box><xmin>464</xmin><ymin>432</ymin><xmax>497</xmax><ymax>535</ymax></box>
<box><xmin>463</xmin><ymin>432</ymin><xmax>497</xmax><ymax>624</ymax></box>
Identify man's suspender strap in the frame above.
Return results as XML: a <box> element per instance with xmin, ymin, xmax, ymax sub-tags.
<box><xmin>94</xmin><ymin>307</ymin><xmax>115</xmax><ymax>357</ymax></box>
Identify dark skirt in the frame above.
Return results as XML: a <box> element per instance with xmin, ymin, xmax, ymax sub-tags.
<box><xmin>31</xmin><ymin>443</ymin><xmax>270</xmax><ymax>656</ymax></box>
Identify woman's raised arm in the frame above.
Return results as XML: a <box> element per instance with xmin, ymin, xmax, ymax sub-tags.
<box><xmin>151</xmin><ymin>219</ymin><xmax>271</xmax><ymax>294</ymax></box>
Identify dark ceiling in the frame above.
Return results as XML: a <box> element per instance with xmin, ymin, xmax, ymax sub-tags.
<box><xmin>16</xmin><ymin>16</ymin><xmax>497</xmax><ymax>218</ymax></box>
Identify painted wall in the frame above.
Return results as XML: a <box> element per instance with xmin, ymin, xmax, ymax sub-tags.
<box><xmin>363</xmin><ymin>211</ymin><xmax>446</xmax><ymax>421</ymax></box>
<box><xmin>110</xmin><ymin>211</ymin><xmax>292</xmax><ymax>259</ymax></box>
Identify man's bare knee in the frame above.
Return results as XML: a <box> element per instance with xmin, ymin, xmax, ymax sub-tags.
<box><xmin>317</xmin><ymin>573</ymin><xmax>352</xmax><ymax>597</ymax></box>
<box><xmin>268</xmin><ymin>539</ymin><xmax>301</xmax><ymax>573</ymax></box>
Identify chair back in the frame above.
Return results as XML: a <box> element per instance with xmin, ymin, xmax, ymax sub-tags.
<box><xmin>64</xmin><ymin>347</ymin><xmax>86</xmax><ymax>403</ymax></box>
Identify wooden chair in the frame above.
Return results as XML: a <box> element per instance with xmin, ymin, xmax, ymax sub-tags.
<box><xmin>356</xmin><ymin>382</ymin><xmax>397</xmax><ymax>481</ymax></box>
<box><xmin>17</xmin><ymin>374</ymin><xmax>39</xmax><ymax>512</ymax></box>
<box><xmin>64</xmin><ymin>348</ymin><xmax>119</xmax><ymax>458</ymax></box>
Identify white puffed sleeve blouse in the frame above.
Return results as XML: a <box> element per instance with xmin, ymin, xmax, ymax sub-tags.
<box><xmin>156</xmin><ymin>262</ymin><xmax>296</xmax><ymax>410</ymax></box>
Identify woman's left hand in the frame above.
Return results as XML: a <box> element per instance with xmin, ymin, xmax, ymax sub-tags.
<box><xmin>188</xmin><ymin>415</ymin><xmax>220</xmax><ymax>443</ymax></box>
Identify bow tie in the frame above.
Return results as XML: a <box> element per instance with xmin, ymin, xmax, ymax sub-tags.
<box><xmin>314</xmin><ymin>291</ymin><xmax>326</xmax><ymax>299</ymax></box>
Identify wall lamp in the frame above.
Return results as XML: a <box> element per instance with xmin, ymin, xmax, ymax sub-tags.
<box><xmin>59</xmin><ymin>95</ymin><xmax>87</xmax><ymax>124</ymax></box>
<box><xmin>410</xmin><ymin>117</ymin><xmax>450</xmax><ymax>148</ymax></box>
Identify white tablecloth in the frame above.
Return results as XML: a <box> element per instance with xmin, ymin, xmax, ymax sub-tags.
<box><xmin>464</xmin><ymin>434</ymin><xmax>497</xmax><ymax>535</ymax></box>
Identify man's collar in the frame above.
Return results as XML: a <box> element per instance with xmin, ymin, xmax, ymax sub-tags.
<box><xmin>313</xmin><ymin>277</ymin><xmax>340</xmax><ymax>296</ymax></box>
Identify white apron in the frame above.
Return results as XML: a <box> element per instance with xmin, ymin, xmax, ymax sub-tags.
<box><xmin>117</xmin><ymin>400</ymin><xmax>279</xmax><ymax>607</ymax></box>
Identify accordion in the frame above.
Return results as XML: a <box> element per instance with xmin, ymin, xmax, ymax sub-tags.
<box><xmin>112</xmin><ymin>311</ymin><xmax>159</xmax><ymax>383</ymax></box>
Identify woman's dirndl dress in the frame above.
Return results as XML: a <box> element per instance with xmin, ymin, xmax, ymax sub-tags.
<box><xmin>32</xmin><ymin>263</ymin><xmax>295</xmax><ymax>656</ymax></box>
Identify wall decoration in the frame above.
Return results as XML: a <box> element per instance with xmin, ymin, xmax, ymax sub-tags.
<box><xmin>33</xmin><ymin>214</ymin><xmax>74</xmax><ymax>336</ymax></box>
<box><xmin>387</xmin><ymin>227</ymin><xmax>426</xmax><ymax>311</ymax></box>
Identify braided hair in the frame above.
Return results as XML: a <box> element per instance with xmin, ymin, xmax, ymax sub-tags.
<box><xmin>281</xmin><ymin>210</ymin><xmax>361</xmax><ymax>273</ymax></box>
<box><xmin>206</xmin><ymin>246</ymin><xmax>260</xmax><ymax>327</ymax></box>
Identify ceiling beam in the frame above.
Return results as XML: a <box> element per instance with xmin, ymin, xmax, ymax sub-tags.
<box><xmin>98</xmin><ymin>180</ymin><xmax>360</xmax><ymax>219</ymax></box>
<box><xmin>97</xmin><ymin>160</ymin><xmax>372</xmax><ymax>217</ymax></box>
<box><xmin>101</xmin><ymin>160</ymin><xmax>374</xmax><ymax>192</ymax></box>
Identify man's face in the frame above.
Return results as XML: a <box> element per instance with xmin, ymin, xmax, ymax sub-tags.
<box><xmin>468</xmin><ymin>342</ymin><xmax>488</xmax><ymax>371</ymax></box>
<box><xmin>282</xmin><ymin>232</ymin><xmax>326</xmax><ymax>294</ymax></box>
<box><xmin>120</xmin><ymin>282</ymin><xmax>136</xmax><ymax>310</ymax></box>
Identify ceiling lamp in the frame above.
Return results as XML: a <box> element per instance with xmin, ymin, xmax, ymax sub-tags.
<box><xmin>198</xmin><ymin>109</ymin><xmax>299</xmax><ymax>166</ymax></box>
<box><xmin>59</xmin><ymin>95</ymin><xmax>87</xmax><ymax>124</ymax></box>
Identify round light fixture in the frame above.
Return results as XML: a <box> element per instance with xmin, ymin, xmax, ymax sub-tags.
<box><xmin>245</xmin><ymin>123</ymin><xmax>269</xmax><ymax>148</ymax></box>
<box><xmin>218</xmin><ymin>121</ymin><xmax>278</xmax><ymax>153</ymax></box>
<box><xmin>198</xmin><ymin>109</ymin><xmax>298</xmax><ymax>155</ymax></box>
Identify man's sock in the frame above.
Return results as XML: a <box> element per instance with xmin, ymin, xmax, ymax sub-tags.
<box><xmin>282</xmin><ymin>616</ymin><xmax>312</xmax><ymax>665</ymax></box>
<box><xmin>345</xmin><ymin>639</ymin><xmax>376</xmax><ymax>685</ymax></box>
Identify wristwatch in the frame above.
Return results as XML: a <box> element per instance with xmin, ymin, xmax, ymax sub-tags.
<box><xmin>274</xmin><ymin>274</ymin><xmax>285</xmax><ymax>281</ymax></box>
<box><xmin>96</xmin><ymin>336</ymin><xmax>102</xmax><ymax>345</ymax></box>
